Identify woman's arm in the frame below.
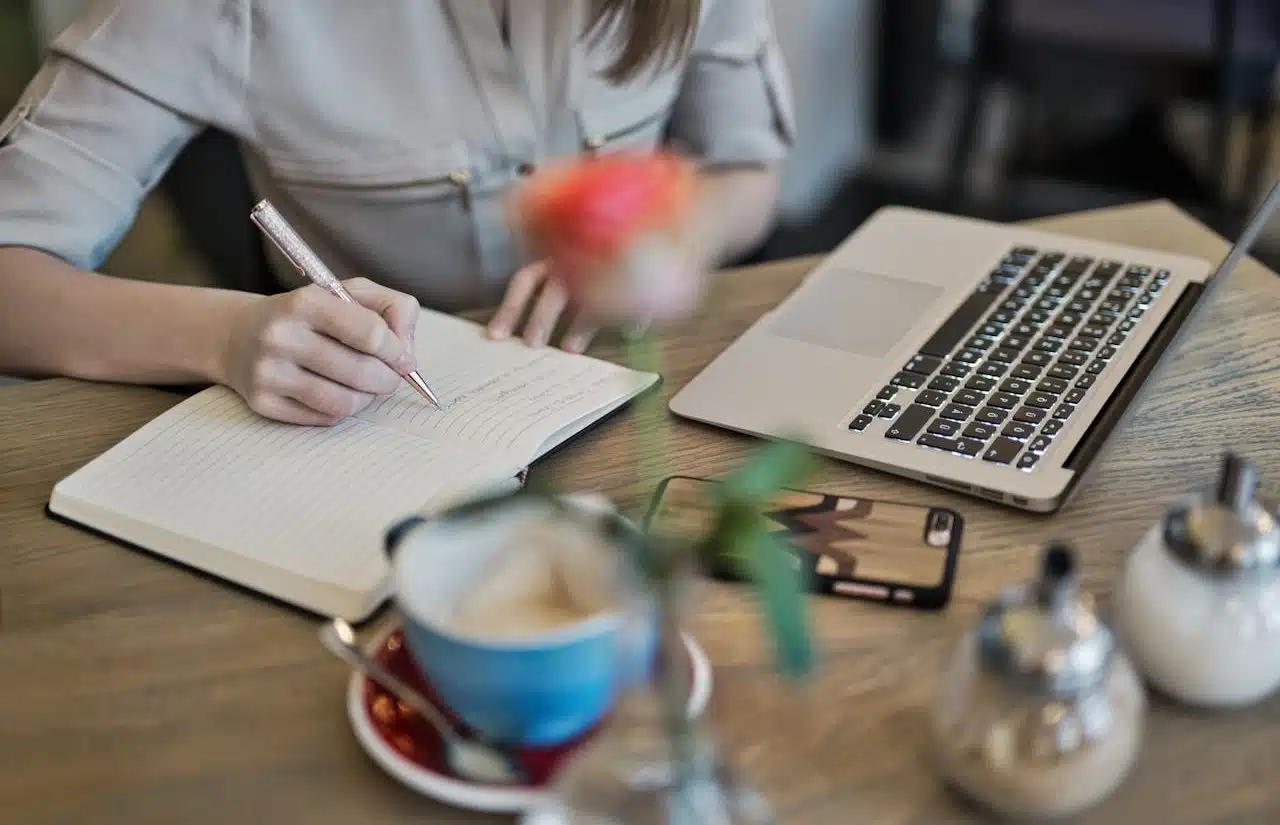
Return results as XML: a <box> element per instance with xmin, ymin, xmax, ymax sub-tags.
<box><xmin>0</xmin><ymin>246</ymin><xmax>252</xmax><ymax>385</ymax></box>
<box><xmin>688</xmin><ymin>165</ymin><xmax>783</xmax><ymax>270</ymax></box>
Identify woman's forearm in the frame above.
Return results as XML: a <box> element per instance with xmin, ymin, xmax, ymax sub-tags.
<box><xmin>0</xmin><ymin>246</ymin><xmax>256</xmax><ymax>386</ymax></box>
<box><xmin>690</xmin><ymin>166</ymin><xmax>783</xmax><ymax>268</ymax></box>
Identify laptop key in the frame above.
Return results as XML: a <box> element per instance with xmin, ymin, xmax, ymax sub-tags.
<box><xmin>1000</xmin><ymin>378</ymin><xmax>1032</xmax><ymax>394</ymax></box>
<box><xmin>1065</xmin><ymin>388</ymin><xmax>1086</xmax><ymax>404</ymax></box>
<box><xmin>1022</xmin><ymin>351</ymin><xmax>1053</xmax><ymax>367</ymax></box>
<box><xmin>955</xmin><ymin>348</ymin><xmax>983</xmax><ymax>364</ymax></box>
<box><xmin>989</xmin><ymin>347</ymin><xmax>1019</xmax><ymax>364</ymax></box>
<box><xmin>1067</xmin><ymin>299</ymin><xmax>1092</xmax><ymax>314</ymax></box>
<box><xmin>1025</xmin><ymin>392</ymin><xmax>1055</xmax><ymax>409</ymax></box>
<box><xmin>975</xmin><ymin>407</ymin><xmax>1009</xmax><ymax>425</ymax></box>
<box><xmin>918</xmin><ymin>434</ymin><xmax>960</xmax><ymax>453</ymax></box>
<box><xmin>1086</xmin><ymin>360</ymin><xmax>1107</xmax><ymax>375</ymax></box>
<box><xmin>1069</xmin><ymin>338</ymin><xmax>1098</xmax><ymax>354</ymax></box>
<box><xmin>1003</xmin><ymin>335</ymin><xmax>1031</xmax><ymax>350</ymax></box>
<box><xmin>941</xmin><ymin>404</ymin><xmax>975</xmax><ymax>421</ymax></box>
<box><xmin>904</xmin><ymin>354</ymin><xmax>942</xmax><ymax>375</ymax></box>
<box><xmin>988</xmin><ymin>392</ymin><xmax>1020</xmax><ymax>409</ymax></box>
<box><xmin>885</xmin><ymin>405</ymin><xmax>935</xmax><ymax>441</ymax></box>
<box><xmin>1017</xmin><ymin>452</ymin><xmax>1041</xmax><ymax>470</ymax></box>
<box><xmin>878</xmin><ymin>403</ymin><xmax>901</xmax><ymax>419</ymax></box>
<box><xmin>963</xmin><ymin>422</ymin><xmax>997</xmax><ymax>440</ymax></box>
<box><xmin>983</xmin><ymin>437</ymin><xmax>1023</xmax><ymax>465</ymax></box>
<box><xmin>891</xmin><ymin>371</ymin><xmax>925</xmax><ymax>389</ymax></box>
<box><xmin>1040</xmin><ymin>420</ymin><xmax>1064</xmax><ymax>436</ymax></box>
<box><xmin>965</xmin><ymin>375</ymin><xmax>998</xmax><ymax>392</ymax></box>
<box><xmin>1053</xmin><ymin>404</ymin><xmax>1076</xmax><ymax>420</ymax></box>
<box><xmin>954</xmin><ymin>389</ymin><xmax>986</xmax><ymax>407</ymax></box>
<box><xmin>979</xmin><ymin>323</ymin><xmax>1004</xmax><ymax>338</ymax></box>
<box><xmin>1108</xmin><ymin>332</ymin><xmax>1127</xmax><ymax>345</ymax></box>
<box><xmin>928</xmin><ymin>419</ymin><xmax>962</xmax><ymax>438</ymax></box>
<box><xmin>1048</xmin><ymin>364</ymin><xmax>1078</xmax><ymax>380</ymax></box>
<box><xmin>849</xmin><ymin>414</ymin><xmax>874</xmax><ymax>431</ymax></box>
<box><xmin>1029</xmin><ymin>436</ymin><xmax>1053</xmax><ymax>452</ymax></box>
<box><xmin>1059</xmin><ymin>351</ymin><xmax>1088</xmax><ymax>367</ymax></box>
<box><xmin>1045</xmin><ymin>324</ymin><xmax>1074</xmax><ymax>339</ymax></box>
<box><xmin>929</xmin><ymin>376</ymin><xmax>960</xmax><ymax>392</ymax></box>
<box><xmin>941</xmin><ymin>362</ymin><xmax>971</xmax><ymax>377</ymax></box>
<box><xmin>1075</xmin><ymin>375</ymin><xmax>1096</xmax><ymax>389</ymax></box>
<box><xmin>1097</xmin><ymin>346</ymin><xmax>1117</xmax><ymax>360</ymax></box>
<box><xmin>864</xmin><ymin>400</ymin><xmax>884</xmax><ymax>416</ymax></box>
<box><xmin>877</xmin><ymin>386</ymin><xmax>898</xmax><ymax>401</ymax></box>
<box><xmin>954</xmin><ymin>438</ymin><xmax>984</xmax><ymax>457</ymax></box>
<box><xmin>1014</xmin><ymin>406</ymin><xmax>1047</xmax><ymax>424</ymax></box>
<box><xmin>915</xmin><ymin>390</ymin><xmax>949</xmax><ymax>407</ymax></box>
<box><xmin>917</xmin><ymin>286</ymin><xmax>1005</xmax><ymax>358</ymax></box>
<box><xmin>1034</xmin><ymin>338</ymin><xmax>1062</xmax><ymax>353</ymax></box>
<box><xmin>1080</xmin><ymin>324</ymin><xmax>1108</xmax><ymax>339</ymax></box>
<box><xmin>1118</xmin><ymin>319</ymin><xmax>1136</xmax><ymax>332</ymax></box>
<box><xmin>1037</xmin><ymin>377</ymin><xmax>1068</xmax><ymax>394</ymax></box>
<box><xmin>978</xmin><ymin>361</ymin><xmax>1008</xmax><ymax>377</ymax></box>
<box><xmin>1002</xmin><ymin>421</ymin><xmax>1036</xmax><ymax>440</ymax></box>
<box><xmin>991</xmin><ymin>309</ymin><xmax>1018</xmax><ymax>324</ymax></box>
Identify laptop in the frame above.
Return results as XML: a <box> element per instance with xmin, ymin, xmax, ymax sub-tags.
<box><xmin>670</xmin><ymin>183</ymin><xmax>1280</xmax><ymax>513</ymax></box>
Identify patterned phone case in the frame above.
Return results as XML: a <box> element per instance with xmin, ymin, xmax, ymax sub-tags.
<box><xmin>643</xmin><ymin>476</ymin><xmax>964</xmax><ymax>610</ymax></box>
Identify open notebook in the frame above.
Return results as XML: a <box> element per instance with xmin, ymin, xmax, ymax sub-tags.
<box><xmin>48</xmin><ymin>310</ymin><xmax>659</xmax><ymax>621</ymax></box>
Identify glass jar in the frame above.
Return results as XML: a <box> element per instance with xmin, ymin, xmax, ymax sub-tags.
<box><xmin>1116</xmin><ymin>452</ymin><xmax>1280</xmax><ymax>708</ymax></box>
<box><xmin>930</xmin><ymin>543</ymin><xmax>1145</xmax><ymax>820</ymax></box>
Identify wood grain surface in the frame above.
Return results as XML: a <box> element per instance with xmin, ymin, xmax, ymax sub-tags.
<box><xmin>1</xmin><ymin>201</ymin><xmax>1278</xmax><ymax>825</ymax></box>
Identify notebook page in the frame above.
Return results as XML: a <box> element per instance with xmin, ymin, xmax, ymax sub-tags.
<box><xmin>55</xmin><ymin>387</ymin><xmax>520</xmax><ymax>597</ymax></box>
<box><xmin>357</xmin><ymin>311</ymin><xmax>656</xmax><ymax>462</ymax></box>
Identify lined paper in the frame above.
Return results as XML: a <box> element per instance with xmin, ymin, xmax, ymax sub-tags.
<box><xmin>357</xmin><ymin>312</ymin><xmax>654</xmax><ymax>460</ymax></box>
<box><xmin>59</xmin><ymin>387</ymin><xmax>517</xmax><ymax>593</ymax></box>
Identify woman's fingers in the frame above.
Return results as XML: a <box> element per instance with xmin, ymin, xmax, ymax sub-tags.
<box><xmin>271</xmin><ymin>359</ymin><xmax>377</xmax><ymax>420</ymax></box>
<box><xmin>287</xmin><ymin>286</ymin><xmax>416</xmax><ymax>376</ymax></box>
<box><xmin>248</xmin><ymin>393</ymin><xmax>345</xmax><ymax>427</ymax></box>
<box><xmin>523</xmin><ymin>277</ymin><xmax>570</xmax><ymax>347</ymax></box>
<box><xmin>283</xmin><ymin>327</ymin><xmax>403</xmax><ymax>396</ymax></box>
<box><xmin>488</xmin><ymin>261</ymin><xmax>550</xmax><ymax>340</ymax></box>
<box><xmin>344</xmin><ymin>277</ymin><xmax>421</xmax><ymax>348</ymax></box>
<box><xmin>560</xmin><ymin>313</ymin><xmax>599</xmax><ymax>354</ymax></box>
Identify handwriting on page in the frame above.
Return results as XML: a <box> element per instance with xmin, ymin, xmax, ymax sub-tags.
<box><xmin>64</xmin><ymin>388</ymin><xmax>515</xmax><ymax>589</ymax></box>
<box><xmin>357</xmin><ymin>315</ymin><xmax>644</xmax><ymax>456</ymax></box>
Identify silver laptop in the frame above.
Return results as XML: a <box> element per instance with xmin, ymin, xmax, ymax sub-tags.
<box><xmin>670</xmin><ymin>184</ymin><xmax>1280</xmax><ymax>513</ymax></box>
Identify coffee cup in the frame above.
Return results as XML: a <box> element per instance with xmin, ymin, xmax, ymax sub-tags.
<box><xmin>383</xmin><ymin>492</ymin><xmax>656</xmax><ymax>747</ymax></box>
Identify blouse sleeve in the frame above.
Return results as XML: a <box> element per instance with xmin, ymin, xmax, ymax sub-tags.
<box><xmin>0</xmin><ymin>0</ymin><xmax>250</xmax><ymax>271</ymax></box>
<box><xmin>665</xmin><ymin>0</ymin><xmax>798</xmax><ymax>169</ymax></box>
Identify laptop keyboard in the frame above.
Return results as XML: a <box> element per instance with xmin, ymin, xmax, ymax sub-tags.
<box><xmin>848</xmin><ymin>247</ymin><xmax>1170</xmax><ymax>471</ymax></box>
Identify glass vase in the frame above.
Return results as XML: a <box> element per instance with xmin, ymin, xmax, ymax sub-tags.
<box><xmin>523</xmin><ymin>548</ymin><xmax>775</xmax><ymax>825</ymax></box>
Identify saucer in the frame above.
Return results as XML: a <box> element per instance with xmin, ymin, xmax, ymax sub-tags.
<box><xmin>346</xmin><ymin>621</ymin><xmax>713</xmax><ymax>813</ymax></box>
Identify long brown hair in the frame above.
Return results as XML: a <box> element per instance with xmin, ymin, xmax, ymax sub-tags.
<box><xmin>587</xmin><ymin>0</ymin><xmax>701</xmax><ymax>82</ymax></box>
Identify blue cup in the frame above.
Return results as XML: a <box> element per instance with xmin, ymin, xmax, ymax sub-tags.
<box><xmin>383</xmin><ymin>493</ymin><xmax>655</xmax><ymax>747</ymax></box>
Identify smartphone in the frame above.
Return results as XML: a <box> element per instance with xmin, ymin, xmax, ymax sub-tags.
<box><xmin>643</xmin><ymin>476</ymin><xmax>964</xmax><ymax>610</ymax></box>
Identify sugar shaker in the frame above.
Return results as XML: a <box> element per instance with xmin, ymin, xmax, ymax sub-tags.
<box><xmin>1116</xmin><ymin>451</ymin><xmax>1280</xmax><ymax>708</ymax></box>
<box><xmin>930</xmin><ymin>543</ymin><xmax>1145</xmax><ymax>820</ymax></box>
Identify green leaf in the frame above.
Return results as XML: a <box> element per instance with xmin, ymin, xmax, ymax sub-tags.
<box><xmin>702</xmin><ymin>438</ymin><xmax>819</xmax><ymax>678</ymax></box>
<box><xmin>736</xmin><ymin>528</ymin><xmax>816</xmax><ymax>678</ymax></box>
<box><xmin>718</xmin><ymin>439</ymin><xmax>816</xmax><ymax>505</ymax></box>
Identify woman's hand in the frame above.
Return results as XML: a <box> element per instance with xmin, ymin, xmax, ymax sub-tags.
<box><xmin>219</xmin><ymin>278</ymin><xmax>420</xmax><ymax>426</ymax></box>
<box><xmin>486</xmin><ymin>260</ymin><xmax>601</xmax><ymax>353</ymax></box>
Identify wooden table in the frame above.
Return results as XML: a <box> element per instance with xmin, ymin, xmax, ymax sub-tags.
<box><xmin>2</xmin><ymin>201</ymin><xmax>1277</xmax><ymax>825</ymax></box>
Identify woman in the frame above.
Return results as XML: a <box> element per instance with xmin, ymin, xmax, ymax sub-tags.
<box><xmin>0</xmin><ymin>0</ymin><xmax>794</xmax><ymax>426</ymax></box>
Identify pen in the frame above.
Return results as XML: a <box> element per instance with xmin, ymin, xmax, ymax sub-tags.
<box><xmin>249</xmin><ymin>200</ymin><xmax>444</xmax><ymax>409</ymax></box>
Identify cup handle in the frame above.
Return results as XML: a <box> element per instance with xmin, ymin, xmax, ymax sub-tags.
<box><xmin>383</xmin><ymin>516</ymin><xmax>427</xmax><ymax>562</ymax></box>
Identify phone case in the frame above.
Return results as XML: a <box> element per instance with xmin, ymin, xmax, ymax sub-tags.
<box><xmin>643</xmin><ymin>476</ymin><xmax>964</xmax><ymax>610</ymax></box>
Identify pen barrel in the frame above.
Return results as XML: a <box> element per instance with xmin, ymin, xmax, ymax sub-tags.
<box><xmin>250</xmin><ymin>200</ymin><xmax>350</xmax><ymax>298</ymax></box>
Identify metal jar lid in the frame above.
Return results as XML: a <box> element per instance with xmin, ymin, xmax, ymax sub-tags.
<box><xmin>1164</xmin><ymin>452</ymin><xmax>1280</xmax><ymax>576</ymax></box>
<box><xmin>977</xmin><ymin>543</ymin><xmax>1114</xmax><ymax>698</ymax></box>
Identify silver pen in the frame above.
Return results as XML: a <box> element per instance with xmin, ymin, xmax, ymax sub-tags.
<box><xmin>249</xmin><ymin>200</ymin><xmax>443</xmax><ymax>409</ymax></box>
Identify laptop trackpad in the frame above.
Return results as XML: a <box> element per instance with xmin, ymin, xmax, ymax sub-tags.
<box><xmin>767</xmin><ymin>269</ymin><xmax>945</xmax><ymax>358</ymax></box>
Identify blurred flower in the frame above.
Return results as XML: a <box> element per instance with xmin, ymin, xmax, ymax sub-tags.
<box><xmin>511</xmin><ymin>152</ymin><xmax>701</xmax><ymax>323</ymax></box>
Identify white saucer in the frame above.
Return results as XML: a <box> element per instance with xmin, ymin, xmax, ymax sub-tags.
<box><xmin>346</xmin><ymin>622</ymin><xmax>713</xmax><ymax>813</ymax></box>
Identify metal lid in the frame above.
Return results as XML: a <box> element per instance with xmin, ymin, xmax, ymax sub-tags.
<box><xmin>977</xmin><ymin>543</ymin><xmax>1114</xmax><ymax>698</ymax></box>
<box><xmin>1164</xmin><ymin>452</ymin><xmax>1280</xmax><ymax>575</ymax></box>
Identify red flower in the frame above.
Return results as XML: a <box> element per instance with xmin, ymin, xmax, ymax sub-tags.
<box><xmin>512</xmin><ymin>152</ymin><xmax>700</xmax><ymax>320</ymax></box>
